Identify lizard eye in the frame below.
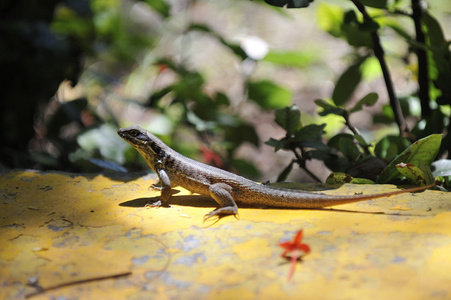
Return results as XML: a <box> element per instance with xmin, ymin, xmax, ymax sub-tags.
<box><xmin>130</xmin><ymin>130</ymin><xmax>140</xmax><ymax>137</ymax></box>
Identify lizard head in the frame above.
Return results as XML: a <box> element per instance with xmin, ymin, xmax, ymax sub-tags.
<box><xmin>118</xmin><ymin>126</ymin><xmax>168</xmax><ymax>169</ymax></box>
<box><xmin>118</xmin><ymin>125</ymin><xmax>151</xmax><ymax>147</ymax></box>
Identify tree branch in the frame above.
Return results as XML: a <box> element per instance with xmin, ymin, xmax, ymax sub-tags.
<box><xmin>411</xmin><ymin>0</ymin><xmax>431</xmax><ymax>118</ymax></box>
<box><xmin>350</xmin><ymin>0</ymin><xmax>409</xmax><ymax>134</ymax></box>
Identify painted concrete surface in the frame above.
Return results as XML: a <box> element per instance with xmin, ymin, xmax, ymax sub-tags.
<box><xmin>1</xmin><ymin>170</ymin><xmax>450</xmax><ymax>299</ymax></box>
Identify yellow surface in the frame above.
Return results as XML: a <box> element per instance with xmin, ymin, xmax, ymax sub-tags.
<box><xmin>0</xmin><ymin>170</ymin><xmax>450</xmax><ymax>299</ymax></box>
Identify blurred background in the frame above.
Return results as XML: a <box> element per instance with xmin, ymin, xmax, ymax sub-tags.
<box><xmin>1</xmin><ymin>0</ymin><xmax>450</xmax><ymax>182</ymax></box>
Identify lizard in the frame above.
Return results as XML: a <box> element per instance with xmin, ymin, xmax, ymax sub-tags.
<box><xmin>118</xmin><ymin>125</ymin><xmax>434</xmax><ymax>220</ymax></box>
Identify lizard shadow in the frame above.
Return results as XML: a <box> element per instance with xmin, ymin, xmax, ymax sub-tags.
<box><xmin>118</xmin><ymin>194</ymin><xmax>422</xmax><ymax>216</ymax></box>
<box><xmin>119</xmin><ymin>193</ymin><xmax>217</xmax><ymax>208</ymax></box>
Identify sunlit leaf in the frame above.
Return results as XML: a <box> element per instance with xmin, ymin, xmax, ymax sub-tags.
<box><xmin>325</xmin><ymin>172</ymin><xmax>374</xmax><ymax>184</ymax></box>
<box><xmin>377</xmin><ymin>134</ymin><xmax>442</xmax><ymax>184</ymax></box>
<box><xmin>317</xmin><ymin>3</ymin><xmax>344</xmax><ymax>38</ymax></box>
<box><xmin>247</xmin><ymin>80</ymin><xmax>292</xmax><ymax>109</ymax></box>
<box><xmin>396</xmin><ymin>161</ymin><xmax>435</xmax><ymax>186</ymax></box>
<box><xmin>263</xmin><ymin>50</ymin><xmax>319</xmax><ymax>68</ymax></box>
<box><xmin>360</xmin><ymin>57</ymin><xmax>382</xmax><ymax>81</ymax></box>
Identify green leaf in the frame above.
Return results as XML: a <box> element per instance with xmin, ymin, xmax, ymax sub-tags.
<box><xmin>293</xmin><ymin>124</ymin><xmax>327</xmax><ymax>150</ymax></box>
<box><xmin>395</xmin><ymin>161</ymin><xmax>435</xmax><ymax>186</ymax></box>
<box><xmin>423</xmin><ymin>11</ymin><xmax>445</xmax><ymax>45</ymax></box>
<box><xmin>265</xmin><ymin>138</ymin><xmax>283</xmax><ymax>152</ymax></box>
<box><xmin>377</xmin><ymin>134</ymin><xmax>442</xmax><ymax>184</ymax></box>
<box><xmin>305</xmin><ymin>149</ymin><xmax>330</xmax><ymax>161</ymax></box>
<box><xmin>341</xmin><ymin>11</ymin><xmax>373</xmax><ymax>47</ymax></box>
<box><xmin>349</xmin><ymin>92</ymin><xmax>378</xmax><ymax>113</ymax></box>
<box><xmin>354</xmin><ymin>134</ymin><xmax>369</xmax><ymax>147</ymax></box>
<box><xmin>214</xmin><ymin>92</ymin><xmax>230</xmax><ymax>106</ymax></box>
<box><xmin>314</xmin><ymin>99</ymin><xmax>345</xmax><ymax>117</ymax></box>
<box><xmin>422</xmin><ymin>11</ymin><xmax>451</xmax><ymax>106</ymax></box>
<box><xmin>264</xmin><ymin>0</ymin><xmax>314</xmax><ymax>8</ymax></box>
<box><xmin>317</xmin><ymin>3</ymin><xmax>344</xmax><ymax>38</ymax></box>
<box><xmin>247</xmin><ymin>80</ymin><xmax>292</xmax><ymax>109</ymax></box>
<box><xmin>327</xmin><ymin>133</ymin><xmax>362</xmax><ymax>161</ymax></box>
<box><xmin>325</xmin><ymin>156</ymin><xmax>352</xmax><ymax>172</ymax></box>
<box><xmin>275</xmin><ymin>105</ymin><xmax>301</xmax><ymax>136</ymax></box>
<box><xmin>325</xmin><ymin>172</ymin><xmax>374</xmax><ymax>184</ymax></box>
<box><xmin>343</xmin><ymin>10</ymin><xmax>357</xmax><ymax>25</ymax></box>
<box><xmin>148</xmin><ymin>86</ymin><xmax>174</xmax><ymax>105</ymax></box>
<box><xmin>143</xmin><ymin>0</ymin><xmax>170</xmax><ymax>17</ymax></box>
<box><xmin>263</xmin><ymin>50</ymin><xmax>319</xmax><ymax>68</ymax></box>
<box><xmin>359</xmin><ymin>0</ymin><xmax>387</xmax><ymax>9</ymax></box>
<box><xmin>360</xmin><ymin>57</ymin><xmax>382</xmax><ymax>81</ymax></box>
<box><xmin>374</xmin><ymin>135</ymin><xmax>411</xmax><ymax>161</ymax></box>
<box><xmin>332</xmin><ymin>61</ymin><xmax>363</xmax><ymax>106</ymax></box>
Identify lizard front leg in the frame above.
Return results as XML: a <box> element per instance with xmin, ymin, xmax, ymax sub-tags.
<box><xmin>204</xmin><ymin>183</ymin><xmax>238</xmax><ymax>221</ymax></box>
<box><xmin>146</xmin><ymin>168</ymin><xmax>172</xmax><ymax>207</ymax></box>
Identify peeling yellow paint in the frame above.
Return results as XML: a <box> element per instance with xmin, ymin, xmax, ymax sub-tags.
<box><xmin>232</xmin><ymin>238</ymin><xmax>273</xmax><ymax>261</ymax></box>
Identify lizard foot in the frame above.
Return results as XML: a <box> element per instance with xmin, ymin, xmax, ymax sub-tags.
<box><xmin>149</xmin><ymin>184</ymin><xmax>163</xmax><ymax>191</ymax></box>
<box><xmin>203</xmin><ymin>207</ymin><xmax>239</xmax><ymax>222</ymax></box>
<box><xmin>144</xmin><ymin>200</ymin><xmax>165</xmax><ymax>208</ymax></box>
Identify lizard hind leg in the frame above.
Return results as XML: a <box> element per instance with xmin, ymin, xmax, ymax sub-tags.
<box><xmin>204</xmin><ymin>183</ymin><xmax>239</xmax><ymax>221</ymax></box>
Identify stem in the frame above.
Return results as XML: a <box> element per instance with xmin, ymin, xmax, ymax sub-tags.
<box><xmin>292</xmin><ymin>149</ymin><xmax>322</xmax><ymax>182</ymax></box>
<box><xmin>350</xmin><ymin>0</ymin><xmax>409</xmax><ymax>134</ymax></box>
<box><xmin>411</xmin><ymin>0</ymin><xmax>431</xmax><ymax>118</ymax></box>
<box><xmin>343</xmin><ymin>111</ymin><xmax>371</xmax><ymax>155</ymax></box>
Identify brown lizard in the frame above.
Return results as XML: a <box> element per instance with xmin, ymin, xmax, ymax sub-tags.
<box><xmin>118</xmin><ymin>125</ymin><xmax>434</xmax><ymax>220</ymax></box>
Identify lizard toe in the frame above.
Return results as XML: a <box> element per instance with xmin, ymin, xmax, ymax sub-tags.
<box><xmin>203</xmin><ymin>207</ymin><xmax>238</xmax><ymax>222</ymax></box>
<box><xmin>144</xmin><ymin>200</ymin><xmax>164</xmax><ymax>208</ymax></box>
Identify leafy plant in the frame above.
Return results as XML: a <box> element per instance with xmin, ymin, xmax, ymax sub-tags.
<box><xmin>267</xmin><ymin>103</ymin><xmax>441</xmax><ymax>185</ymax></box>
<box><xmin>260</xmin><ymin>0</ymin><xmax>450</xmax><ymax>187</ymax></box>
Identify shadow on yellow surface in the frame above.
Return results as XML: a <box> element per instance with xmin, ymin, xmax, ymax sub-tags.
<box><xmin>0</xmin><ymin>170</ymin><xmax>450</xmax><ymax>299</ymax></box>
